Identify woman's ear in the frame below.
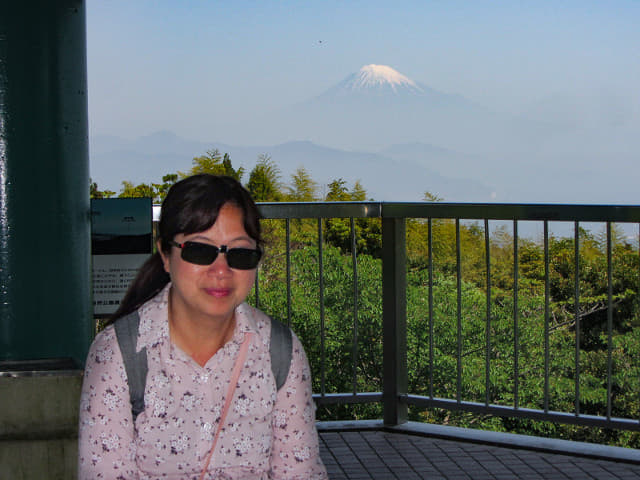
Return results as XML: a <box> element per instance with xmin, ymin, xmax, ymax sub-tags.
<box><xmin>157</xmin><ymin>241</ymin><xmax>170</xmax><ymax>274</ymax></box>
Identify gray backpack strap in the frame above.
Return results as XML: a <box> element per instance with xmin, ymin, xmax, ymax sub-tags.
<box><xmin>269</xmin><ymin>317</ymin><xmax>293</xmax><ymax>391</ymax></box>
<box><xmin>114</xmin><ymin>310</ymin><xmax>147</xmax><ymax>422</ymax></box>
<box><xmin>115</xmin><ymin>312</ymin><xmax>291</xmax><ymax>421</ymax></box>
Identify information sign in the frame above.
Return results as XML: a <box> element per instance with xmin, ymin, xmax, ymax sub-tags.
<box><xmin>91</xmin><ymin>198</ymin><xmax>153</xmax><ymax>316</ymax></box>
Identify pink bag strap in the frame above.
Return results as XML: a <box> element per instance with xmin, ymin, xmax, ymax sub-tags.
<box><xmin>199</xmin><ymin>331</ymin><xmax>254</xmax><ymax>480</ymax></box>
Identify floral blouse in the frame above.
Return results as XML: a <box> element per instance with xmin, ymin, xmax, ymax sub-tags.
<box><xmin>78</xmin><ymin>284</ymin><xmax>328</xmax><ymax>479</ymax></box>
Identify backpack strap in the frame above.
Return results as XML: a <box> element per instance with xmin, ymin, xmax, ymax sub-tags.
<box><xmin>113</xmin><ymin>310</ymin><xmax>147</xmax><ymax>422</ymax></box>
<box><xmin>269</xmin><ymin>316</ymin><xmax>293</xmax><ymax>391</ymax></box>
<box><xmin>114</xmin><ymin>311</ymin><xmax>293</xmax><ymax>420</ymax></box>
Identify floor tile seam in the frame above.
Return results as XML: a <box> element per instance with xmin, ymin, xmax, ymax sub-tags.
<box><xmin>496</xmin><ymin>446</ymin><xmax>586</xmax><ymax>479</ymax></box>
<box><xmin>378</xmin><ymin>432</ymin><xmax>438</xmax><ymax>476</ymax></box>
<box><xmin>530</xmin><ymin>454</ymin><xmax>581</xmax><ymax>480</ymax></box>
<box><xmin>319</xmin><ymin>432</ymin><xmax>351</xmax><ymax>478</ymax></box>
<box><xmin>378</xmin><ymin>431</ymin><xmax>449</xmax><ymax>477</ymax></box>
<box><xmin>403</xmin><ymin>432</ymin><xmax>486</xmax><ymax>479</ymax></box>
<box><xmin>358</xmin><ymin>431</ymin><xmax>407</xmax><ymax>479</ymax></box>
<box><xmin>342</xmin><ymin>431</ymin><xmax>389</xmax><ymax>479</ymax></box>
<box><xmin>433</xmin><ymin>436</ymin><xmax>505</xmax><ymax>477</ymax></box>
<box><xmin>528</xmin><ymin>449</ymin><xmax>628</xmax><ymax>480</ymax></box>
<box><xmin>587</xmin><ymin>457</ymin><xmax>640</xmax><ymax>479</ymax></box>
<box><xmin>478</xmin><ymin>443</ymin><xmax>541</xmax><ymax>478</ymax></box>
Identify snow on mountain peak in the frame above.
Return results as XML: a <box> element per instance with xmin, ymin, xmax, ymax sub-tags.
<box><xmin>349</xmin><ymin>64</ymin><xmax>421</xmax><ymax>92</ymax></box>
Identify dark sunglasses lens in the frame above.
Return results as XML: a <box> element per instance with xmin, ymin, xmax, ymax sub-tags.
<box><xmin>181</xmin><ymin>242</ymin><xmax>219</xmax><ymax>265</ymax></box>
<box><xmin>226</xmin><ymin>248</ymin><xmax>262</xmax><ymax>270</ymax></box>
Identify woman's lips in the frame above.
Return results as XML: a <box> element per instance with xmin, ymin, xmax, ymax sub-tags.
<box><xmin>204</xmin><ymin>288</ymin><xmax>231</xmax><ymax>297</ymax></box>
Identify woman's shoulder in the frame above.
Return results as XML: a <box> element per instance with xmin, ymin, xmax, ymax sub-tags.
<box><xmin>238</xmin><ymin>303</ymin><xmax>272</xmax><ymax>332</ymax></box>
<box><xmin>237</xmin><ymin>303</ymin><xmax>300</xmax><ymax>348</ymax></box>
<box><xmin>89</xmin><ymin>323</ymin><xmax>118</xmax><ymax>352</ymax></box>
<box><xmin>83</xmin><ymin>324</ymin><xmax>125</xmax><ymax>377</ymax></box>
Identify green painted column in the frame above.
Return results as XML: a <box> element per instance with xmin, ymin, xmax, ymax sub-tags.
<box><xmin>0</xmin><ymin>0</ymin><xmax>92</xmax><ymax>367</ymax></box>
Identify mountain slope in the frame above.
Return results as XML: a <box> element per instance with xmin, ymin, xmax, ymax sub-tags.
<box><xmin>249</xmin><ymin>64</ymin><xmax>530</xmax><ymax>154</ymax></box>
<box><xmin>90</xmin><ymin>132</ymin><xmax>495</xmax><ymax>202</ymax></box>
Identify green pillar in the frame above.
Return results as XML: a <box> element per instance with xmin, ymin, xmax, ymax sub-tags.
<box><xmin>0</xmin><ymin>0</ymin><xmax>92</xmax><ymax>367</ymax></box>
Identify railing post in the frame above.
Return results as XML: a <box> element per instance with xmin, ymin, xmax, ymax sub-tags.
<box><xmin>382</xmin><ymin>216</ymin><xmax>408</xmax><ymax>426</ymax></box>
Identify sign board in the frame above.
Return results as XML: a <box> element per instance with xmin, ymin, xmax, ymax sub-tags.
<box><xmin>91</xmin><ymin>198</ymin><xmax>153</xmax><ymax>316</ymax></box>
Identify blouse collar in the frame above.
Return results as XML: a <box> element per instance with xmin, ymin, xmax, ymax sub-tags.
<box><xmin>136</xmin><ymin>282</ymin><xmax>258</xmax><ymax>352</ymax></box>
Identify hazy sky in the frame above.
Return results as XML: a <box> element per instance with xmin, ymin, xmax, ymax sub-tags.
<box><xmin>87</xmin><ymin>1</ymin><xmax>640</xmax><ymax>144</ymax></box>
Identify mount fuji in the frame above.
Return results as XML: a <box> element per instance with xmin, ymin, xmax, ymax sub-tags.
<box><xmin>91</xmin><ymin>64</ymin><xmax>640</xmax><ymax>205</ymax></box>
<box><xmin>321</xmin><ymin>64</ymin><xmax>430</xmax><ymax>97</ymax></box>
<box><xmin>244</xmin><ymin>64</ymin><xmax>544</xmax><ymax>157</ymax></box>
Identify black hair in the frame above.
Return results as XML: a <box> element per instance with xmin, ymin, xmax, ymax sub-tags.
<box><xmin>106</xmin><ymin>174</ymin><xmax>262</xmax><ymax>325</ymax></box>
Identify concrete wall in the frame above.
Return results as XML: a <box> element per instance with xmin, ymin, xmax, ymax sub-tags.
<box><xmin>0</xmin><ymin>373</ymin><xmax>83</xmax><ymax>480</ymax></box>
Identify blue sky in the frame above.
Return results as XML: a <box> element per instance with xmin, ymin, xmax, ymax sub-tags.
<box><xmin>87</xmin><ymin>1</ymin><xmax>640</xmax><ymax>143</ymax></box>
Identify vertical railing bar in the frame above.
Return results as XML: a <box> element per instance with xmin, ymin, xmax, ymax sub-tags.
<box><xmin>607</xmin><ymin>222</ymin><xmax>613</xmax><ymax>420</ymax></box>
<box><xmin>350</xmin><ymin>217</ymin><xmax>359</xmax><ymax>395</ymax></box>
<box><xmin>574</xmin><ymin>221</ymin><xmax>580</xmax><ymax>416</ymax></box>
<box><xmin>456</xmin><ymin>218</ymin><xmax>462</xmax><ymax>403</ymax></box>
<box><xmin>318</xmin><ymin>218</ymin><xmax>326</xmax><ymax>397</ymax></box>
<box><xmin>485</xmin><ymin>219</ymin><xmax>491</xmax><ymax>407</ymax></box>
<box><xmin>544</xmin><ymin>220</ymin><xmax>550</xmax><ymax>413</ymax></box>
<box><xmin>513</xmin><ymin>220</ymin><xmax>520</xmax><ymax>410</ymax></box>
<box><xmin>428</xmin><ymin>218</ymin><xmax>434</xmax><ymax>399</ymax></box>
<box><xmin>382</xmin><ymin>216</ymin><xmax>408</xmax><ymax>425</ymax></box>
<box><xmin>286</xmin><ymin>218</ymin><xmax>292</xmax><ymax>326</ymax></box>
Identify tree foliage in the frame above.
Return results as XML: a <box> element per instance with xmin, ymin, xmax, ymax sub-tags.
<box><xmin>90</xmin><ymin>178</ymin><xmax>116</xmax><ymax>199</ymax></box>
<box><xmin>247</xmin><ymin>154</ymin><xmax>283</xmax><ymax>202</ymax></box>
<box><xmin>102</xmin><ymin>149</ymin><xmax>640</xmax><ymax>448</ymax></box>
<box><xmin>180</xmin><ymin>149</ymin><xmax>245</xmax><ymax>180</ymax></box>
<box><xmin>287</xmin><ymin>166</ymin><xmax>318</xmax><ymax>201</ymax></box>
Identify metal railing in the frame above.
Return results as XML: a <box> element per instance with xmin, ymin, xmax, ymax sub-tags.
<box><xmin>256</xmin><ymin>201</ymin><xmax>640</xmax><ymax>432</ymax></box>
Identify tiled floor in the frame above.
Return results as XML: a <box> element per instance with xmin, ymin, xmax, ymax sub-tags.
<box><xmin>319</xmin><ymin>430</ymin><xmax>640</xmax><ymax>480</ymax></box>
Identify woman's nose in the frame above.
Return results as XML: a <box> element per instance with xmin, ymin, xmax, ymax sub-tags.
<box><xmin>208</xmin><ymin>252</ymin><xmax>231</xmax><ymax>275</ymax></box>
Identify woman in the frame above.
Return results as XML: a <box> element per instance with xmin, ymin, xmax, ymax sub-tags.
<box><xmin>79</xmin><ymin>174</ymin><xmax>328</xmax><ymax>479</ymax></box>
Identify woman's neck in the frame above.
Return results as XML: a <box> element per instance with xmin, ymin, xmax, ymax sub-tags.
<box><xmin>168</xmin><ymin>300</ymin><xmax>237</xmax><ymax>367</ymax></box>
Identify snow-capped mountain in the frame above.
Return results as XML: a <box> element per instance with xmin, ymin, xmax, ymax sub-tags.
<box><xmin>255</xmin><ymin>63</ymin><xmax>513</xmax><ymax>154</ymax></box>
<box><xmin>91</xmin><ymin>64</ymin><xmax>640</xmax><ymax>205</ymax></box>
<box><xmin>317</xmin><ymin>64</ymin><xmax>471</xmax><ymax>107</ymax></box>
<box><xmin>323</xmin><ymin>64</ymin><xmax>426</xmax><ymax>96</ymax></box>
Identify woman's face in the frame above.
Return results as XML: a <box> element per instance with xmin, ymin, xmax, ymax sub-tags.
<box><xmin>160</xmin><ymin>203</ymin><xmax>258</xmax><ymax>326</ymax></box>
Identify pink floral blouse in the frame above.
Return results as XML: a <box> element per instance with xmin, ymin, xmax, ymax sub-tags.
<box><xmin>78</xmin><ymin>284</ymin><xmax>328</xmax><ymax>479</ymax></box>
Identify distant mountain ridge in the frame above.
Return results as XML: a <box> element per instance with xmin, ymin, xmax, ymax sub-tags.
<box><xmin>249</xmin><ymin>63</ymin><xmax>527</xmax><ymax>155</ymax></box>
<box><xmin>90</xmin><ymin>131</ymin><xmax>496</xmax><ymax>202</ymax></box>
<box><xmin>90</xmin><ymin>64</ymin><xmax>640</xmax><ymax>205</ymax></box>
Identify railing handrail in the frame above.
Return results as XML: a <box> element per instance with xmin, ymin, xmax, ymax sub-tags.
<box><xmin>156</xmin><ymin>201</ymin><xmax>640</xmax><ymax>222</ymax></box>
<box><xmin>257</xmin><ymin>201</ymin><xmax>640</xmax><ymax>222</ymax></box>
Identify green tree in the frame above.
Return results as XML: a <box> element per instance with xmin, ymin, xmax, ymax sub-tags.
<box><xmin>325</xmin><ymin>178</ymin><xmax>350</xmax><ymax>201</ymax></box>
<box><xmin>118</xmin><ymin>181</ymin><xmax>155</xmax><ymax>199</ymax></box>
<box><xmin>221</xmin><ymin>152</ymin><xmax>245</xmax><ymax>181</ymax></box>
<box><xmin>423</xmin><ymin>191</ymin><xmax>444</xmax><ymax>202</ymax></box>
<box><xmin>324</xmin><ymin>178</ymin><xmax>380</xmax><ymax>256</ymax></box>
<box><xmin>350</xmin><ymin>180</ymin><xmax>368</xmax><ymax>201</ymax></box>
<box><xmin>287</xmin><ymin>166</ymin><xmax>318</xmax><ymax>201</ymax></box>
<box><xmin>151</xmin><ymin>173</ymin><xmax>178</xmax><ymax>203</ymax></box>
<box><xmin>89</xmin><ymin>179</ymin><xmax>116</xmax><ymax>199</ymax></box>
<box><xmin>180</xmin><ymin>149</ymin><xmax>244</xmax><ymax>180</ymax></box>
<box><xmin>247</xmin><ymin>154</ymin><xmax>283</xmax><ymax>202</ymax></box>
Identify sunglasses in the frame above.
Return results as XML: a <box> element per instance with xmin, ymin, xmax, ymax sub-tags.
<box><xmin>169</xmin><ymin>240</ymin><xmax>262</xmax><ymax>270</ymax></box>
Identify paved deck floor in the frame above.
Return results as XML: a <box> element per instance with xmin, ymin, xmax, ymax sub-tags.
<box><xmin>319</xmin><ymin>430</ymin><xmax>640</xmax><ymax>480</ymax></box>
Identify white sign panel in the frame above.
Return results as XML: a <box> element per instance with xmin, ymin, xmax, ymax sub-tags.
<box><xmin>92</xmin><ymin>254</ymin><xmax>150</xmax><ymax>315</ymax></box>
<box><xmin>91</xmin><ymin>198</ymin><xmax>153</xmax><ymax>316</ymax></box>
